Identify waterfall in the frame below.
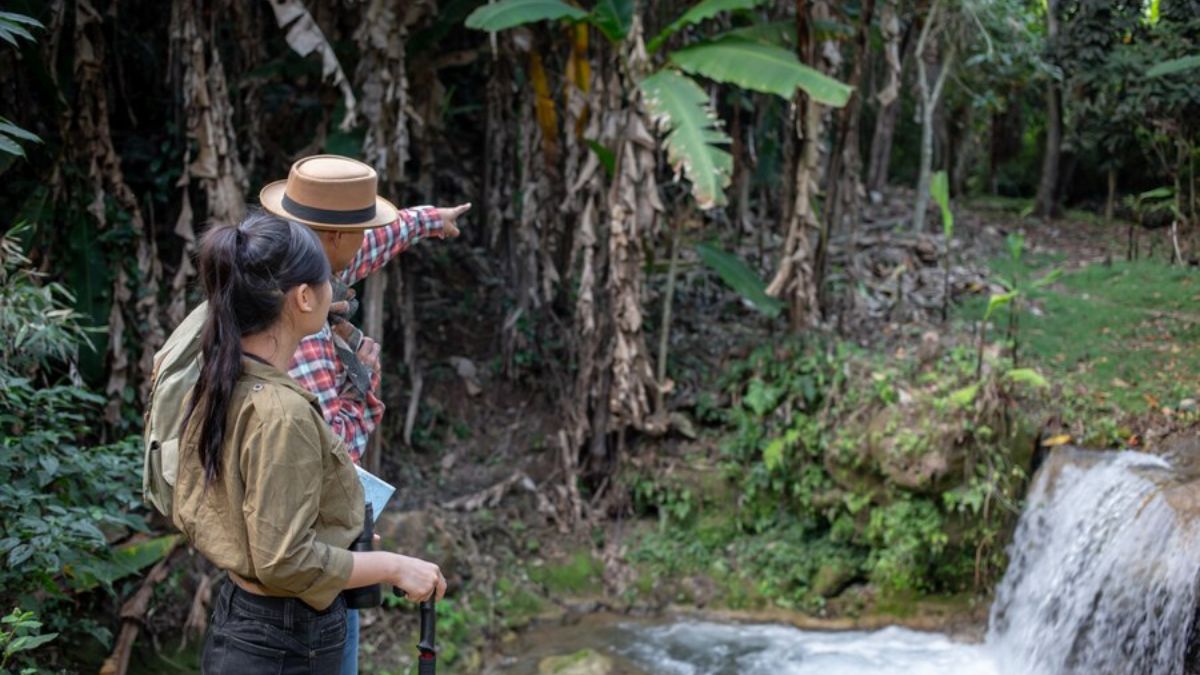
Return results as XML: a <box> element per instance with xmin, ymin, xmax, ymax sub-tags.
<box><xmin>987</xmin><ymin>449</ymin><xmax>1200</xmax><ymax>675</ymax></box>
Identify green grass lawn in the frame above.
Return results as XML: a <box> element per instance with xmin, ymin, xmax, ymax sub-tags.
<box><xmin>957</xmin><ymin>257</ymin><xmax>1200</xmax><ymax>414</ymax></box>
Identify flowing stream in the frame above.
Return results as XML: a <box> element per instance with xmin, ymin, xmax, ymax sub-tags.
<box><xmin>504</xmin><ymin>449</ymin><xmax>1200</xmax><ymax>674</ymax></box>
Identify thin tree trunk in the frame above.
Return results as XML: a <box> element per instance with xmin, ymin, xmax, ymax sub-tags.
<box><xmin>655</xmin><ymin>216</ymin><xmax>682</xmax><ymax>414</ymax></box>
<box><xmin>1105</xmin><ymin>167</ymin><xmax>1117</xmax><ymax>223</ymax></box>
<box><xmin>820</xmin><ymin>0</ymin><xmax>876</xmax><ymax>309</ymax></box>
<box><xmin>866</xmin><ymin>3</ymin><xmax>909</xmax><ymax>195</ymax></box>
<box><xmin>363</xmin><ymin>272</ymin><xmax>385</xmax><ymax>475</ymax></box>
<box><xmin>951</xmin><ymin>103</ymin><xmax>975</xmax><ymax>195</ymax></box>
<box><xmin>913</xmin><ymin>0</ymin><xmax>952</xmax><ymax>232</ymax></box>
<box><xmin>867</xmin><ymin>98</ymin><xmax>901</xmax><ymax>195</ymax></box>
<box><xmin>1033</xmin><ymin>0</ymin><xmax>1061</xmax><ymax>218</ymax></box>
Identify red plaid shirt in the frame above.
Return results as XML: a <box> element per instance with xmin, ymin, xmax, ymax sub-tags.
<box><xmin>288</xmin><ymin>206</ymin><xmax>443</xmax><ymax>463</ymax></box>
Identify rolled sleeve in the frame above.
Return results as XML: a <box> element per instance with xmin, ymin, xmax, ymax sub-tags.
<box><xmin>241</xmin><ymin>415</ymin><xmax>354</xmax><ymax>610</ymax></box>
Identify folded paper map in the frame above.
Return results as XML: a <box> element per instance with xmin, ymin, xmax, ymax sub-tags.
<box><xmin>355</xmin><ymin>465</ymin><xmax>395</xmax><ymax>522</ymax></box>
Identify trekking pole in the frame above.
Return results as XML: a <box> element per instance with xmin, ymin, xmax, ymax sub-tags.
<box><xmin>394</xmin><ymin>589</ymin><xmax>437</xmax><ymax>674</ymax></box>
<box><xmin>418</xmin><ymin>600</ymin><xmax>437</xmax><ymax>675</ymax></box>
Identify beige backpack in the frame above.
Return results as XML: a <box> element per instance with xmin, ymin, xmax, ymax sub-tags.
<box><xmin>142</xmin><ymin>302</ymin><xmax>207</xmax><ymax>518</ymax></box>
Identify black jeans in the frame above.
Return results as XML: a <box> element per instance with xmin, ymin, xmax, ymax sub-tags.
<box><xmin>202</xmin><ymin>580</ymin><xmax>348</xmax><ymax>675</ymax></box>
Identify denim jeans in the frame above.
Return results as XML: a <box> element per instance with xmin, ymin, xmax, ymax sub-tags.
<box><xmin>339</xmin><ymin>609</ymin><xmax>359</xmax><ymax>674</ymax></box>
<box><xmin>202</xmin><ymin>581</ymin><xmax>348</xmax><ymax>675</ymax></box>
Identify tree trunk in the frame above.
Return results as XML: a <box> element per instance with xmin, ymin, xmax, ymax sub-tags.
<box><xmin>951</xmin><ymin>103</ymin><xmax>976</xmax><ymax>195</ymax></box>
<box><xmin>765</xmin><ymin>0</ymin><xmax>823</xmax><ymax>331</ymax></box>
<box><xmin>1105</xmin><ymin>167</ymin><xmax>1117</xmax><ymax>223</ymax></box>
<box><xmin>819</xmin><ymin>0</ymin><xmax>876</xmax><ymax>309</ymax></box>
<box><xmin>362</xmin><ymin>272</ymin><xmax>385</xmax><ymax>475</ymax></box>
<box><xmin>867</xmin><ymin>98</ymin><xmax>901</xmax><ymax>195</ymax></box>
<box><xmin>1033</xmin><ymin>0</ymin><xmax>1061</xmax><ymax>218</ymax></box>
<box><xmin>866</xmin><ymin>2</ymin><xmax>907</xmax><ymax>195</ymax></box>
<box><xmin>914</xmin><ymin>105</ymin><xmax>936</xmax><ymax>232</ymax></box>
<box><xmin>913</xmin><ymin>0</ymin><xmax>952</xmax><ymax>232</ymax></box>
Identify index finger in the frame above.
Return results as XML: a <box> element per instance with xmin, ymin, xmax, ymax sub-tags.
<box><xmin>435</xmin><ymin>573</ymin><xmax>447</xmax><ymax>601</ymax></box>
<box><xmin>450</xmin><ymin>203</ymin><xmax>471</xmax><ymax>217</ymax></box>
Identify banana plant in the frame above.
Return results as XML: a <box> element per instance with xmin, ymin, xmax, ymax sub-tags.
<box><xmin>930</xmin><ymin>170</ymin><xmax>953</xmax><ymax>321</ymax></box>
<box><xmin>976</xmin><ymin>232</ymin><xmax>1061</xmax><ymax>376</ymax></box>
<box><xmin>466</xmin><ymin>0</ymin><xmax>851</xmax><ymax>210</ymax></box>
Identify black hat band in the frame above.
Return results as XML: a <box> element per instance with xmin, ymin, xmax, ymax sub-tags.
<box><xmin>282</xmin><ymin>193</ymin><xmax>376</xmax><ymax>225</ymax></box>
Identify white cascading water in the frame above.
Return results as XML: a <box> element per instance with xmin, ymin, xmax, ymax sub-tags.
<box><xmin>986</xmin><ymin>449</ymin><xmax>1200</xmax><ymax>675</ymax></box>
<box><xmin>506</xmin><ymin>449</ymin><xmax>1200</xmax><ymax>674</ymax></box>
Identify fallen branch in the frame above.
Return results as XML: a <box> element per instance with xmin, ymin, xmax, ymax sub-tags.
<box><xmin>442</xmin><ymin>471</ymin><xmax>536</xmax><ymax>511</ymax></box>
<box><xmin>180</xmin><ymin>571</ymin><xmax>217</xmax><ymax>649</ymax></box>
<box><xmin>99</xmin><ymin>540</ymin><xmax>183</xmax><ymax>675</ymax></box>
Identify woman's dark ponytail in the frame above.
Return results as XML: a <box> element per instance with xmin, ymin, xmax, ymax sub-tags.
<box><xmin>182</xmin><ymin>210</ymin><xmax>330</xmax><ymax>484</ymax></box>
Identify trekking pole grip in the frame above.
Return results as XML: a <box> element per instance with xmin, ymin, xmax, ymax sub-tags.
<box><xmin>418</xmin><ymin>600</ymin><xmax>436</xmax><ymax>675</ymax></box>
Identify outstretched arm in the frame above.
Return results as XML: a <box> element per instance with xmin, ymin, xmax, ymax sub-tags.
<box><xmin>341</xmin><ymin>203</ymin><xmax>471</xmax><ymax>285</ymax></box>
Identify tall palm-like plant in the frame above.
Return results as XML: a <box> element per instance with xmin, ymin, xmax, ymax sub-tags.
<box><xmin>466</xmin><ymin>0</ymin><xmax>851</xmax><ymax>209</ymax></box>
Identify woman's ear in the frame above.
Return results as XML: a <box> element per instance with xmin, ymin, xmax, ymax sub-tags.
<box><xmin>294</xmin><ymin>284</ymin><xmax>316</xmax><ymax>314</ymax></box>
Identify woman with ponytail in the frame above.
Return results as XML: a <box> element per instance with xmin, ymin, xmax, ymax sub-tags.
<box><xmin>173</xmin><ymin>210</ymin><xmax>446</xmax><ymax>675</ymax></box>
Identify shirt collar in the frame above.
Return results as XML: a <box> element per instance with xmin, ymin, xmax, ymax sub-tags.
<box><xmin>241</xmin><ymin>356</ymin><xmax>318</xmax><ymax>403</ymax></box>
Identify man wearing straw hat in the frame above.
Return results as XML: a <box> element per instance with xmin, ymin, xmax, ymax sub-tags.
<box><xmin>262</xmin><ymin>154</ymin><xmax>469</xmax><ymax>674</ymax></box>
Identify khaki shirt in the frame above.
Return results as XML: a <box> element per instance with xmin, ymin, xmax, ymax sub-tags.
<box><xmin>173</xmin><ymin>357</ymin><xmax>365</xmax><ymax>610</ymax></box>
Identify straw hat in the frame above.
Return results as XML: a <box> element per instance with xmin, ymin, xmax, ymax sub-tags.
<box><xmin>259</xmin><ymin>155</ymin><xmax>398</xmax><ymax>231</ymax></box>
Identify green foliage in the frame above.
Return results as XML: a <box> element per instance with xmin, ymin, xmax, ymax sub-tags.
<box><xmin>694</xmin><ymin>242</ymin><xmax>783</xmax><ymax>317</ymax></box>
<box><xmin>0</xmin><ymin>11</ymin><xmax>43</xmax><ymax>160</ymax></box>
<box><xmin>590</xmin><ymin>0</ymin><xmax>633</xmax><ymax>43</ymax></box>
<box><xmin>528</xmin><ymin>551</ymin><xmax>602</xmax><ymax>595</ymax></box>
<box><xmin>669</xmin><ymin>36</ymin><xmax>852</xmax><ymax>106</ymax></box>
<box><xmin>631</xmin><ymin>475</ymin><xmax>697</xmax><ymax>527</ymax></box>
<box><xmin>647</xmin><ymin>0</ymin><xmax>772</xmax><ymax>53</ymax></box>
<box><xmin>0</xmin><ymin>119</ymin><xmax>40</xmax><ymax>160</ymax></box>
<box><xmin>463</xmin><ymin>0</ymin><xmax>848</xmax><ymax>210</ymax></box>
<box><xmin>629</xmin><ymin>339</ymin><xmax>1033</xmax><ymax>609</ymax></box>
<box><xmin>959</xmin><ymin>253</ymin><xmax>1200</xmax><ymax>417</ymax></box>
<box><xmin>0</xmin><ymin>608</ymin><xmax>57</xmax><ymax>675</ymax></box>
<box><xmin>463</xmin><ymin>0</ymin><xmax>586</xmax><ymax>32</ymax></box>
<box><xmin>1147</xmin><ymin>54</ymin><xmax>1200</xmax><ymax>77</ymax></box>
<box><xmin>0</xmin><ymin>231</ymin><xmax>152</xmax><ymax>659</ymax></box>
<box><xmin>0</xmin><ymin>226</ymin><xmax>94</xmax><ymax>373</ymax></box>
<box><xmin>0</xmin><ymin>11</ymin><xmax>40</xmax><ymax>48</ymax></box>
<box><xmin>864</xmin><ymin>499</ymin><xmax>948</xmax><ymax>592</ymax></box>
<box><xmin>930</xmin><ymin>170</ymin><xmax>953</xmax><ymax>239</ymax></box>
<box><xmin>640</xmin><ymin>71</ymin><xmax>733</xmax><ymax>209</ymax></box>
<box><xmin>584</xmin><ymin>140</ymin><xmax>616</xmax><ymax>179</ymax></box>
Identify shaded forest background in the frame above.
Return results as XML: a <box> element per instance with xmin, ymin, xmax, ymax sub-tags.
<box><xmin>1</xmin><ymin>0</ymin><xmax>1199</xmax><ymax>672</ymax></box>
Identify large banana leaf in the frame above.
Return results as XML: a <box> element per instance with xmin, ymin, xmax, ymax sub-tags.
<box><xmin>670</xmin><ymin>36</ymin><xmax>852</xmax><ymax>106</ymax></box>
<box><xmin>639</xmin><ymin>70</ymin><xmax>733</xmax><ymax>209</ymax></box>
<box><xmin>465</xmin><ymin>0</ymin><xmax>587</xmax><ymax>32</ymax></box>
<box><xmin>695</xmin><ymin>242</ymin><xmax>784</xmax><ymax>317</ymax></box>
<box><xmin>647</xmin><ymin>0</ymin><xmax>770</xmax><ymax>53</ymax></box>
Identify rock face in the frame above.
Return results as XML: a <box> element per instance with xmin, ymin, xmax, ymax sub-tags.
<box><xmin>537</xmin><ymin>648</ymin><xmax>615</xmax><ymax>675</ymax></box>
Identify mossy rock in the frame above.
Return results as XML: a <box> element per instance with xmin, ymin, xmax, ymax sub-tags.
<box><xmin>865</xmin><ymin>405</ymin><xmax>965</xmax><ymax>494</ymax></box>
<box><xmin>528</xmin><ymin>550</ymin><xmax>603</xmax><ymax>596</ymax></box>
<box><xmin>812</xmin><ymin>561</ymin><xmax>858</xmax><ymax>599</ymax></box>
<box><xmin>538</xmin><ymin>649</ymin><xmax>614</xmax><ymax>675</ymax></box>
